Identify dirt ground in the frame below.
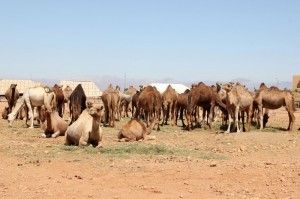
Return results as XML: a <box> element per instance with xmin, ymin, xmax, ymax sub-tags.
<box><xmin>1</xmin><ymin>103</ymin><xmax>300</xmax><ymax>199</ymax></box>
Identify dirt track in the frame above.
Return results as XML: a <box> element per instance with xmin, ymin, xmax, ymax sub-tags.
<box><xmin>0</xmin><ymin>107</ymin><xmax>300</xmax><ymax>199</ymax></box>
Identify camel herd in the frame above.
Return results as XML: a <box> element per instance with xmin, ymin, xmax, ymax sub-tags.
<box><xmin>0</xmin><ymin>81</ymin><xmax>297</xmax><ymax>147</ymax></box>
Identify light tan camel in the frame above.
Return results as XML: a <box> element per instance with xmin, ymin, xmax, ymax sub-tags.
<box><xmin>40</xmin><ymin>106</ymin><xmax>69</xmax><ymax>138</ymax></box>
<box><xmin>223</xmin><ymin>82</ymin><xmax>254</xmax><ymax>133</ymax></box>
<box><xmin>118</xmin><ymin>117</ymin><xmax>158</xmax><ymax>142</ymax></box>
<box><xmin>102</xmin><ymin>85</ymin><xmax>121</xmax><ymax>127</ymax></box>
<box><xmin>254</xmin><ymin>87</ymin><xmax>295</xmax><ymax>131</ymax></box>
<box><xmin>65</xmin><ymin>103</ymin><xmax>104</xmax><ymax>147</ymax></box>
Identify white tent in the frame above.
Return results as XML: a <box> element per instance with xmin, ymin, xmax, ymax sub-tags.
<box><xmin>150</xmin><ymin>83</ymin><xmax>189</xmax><ymax>94</ymax></box>
<box><xmin>59</xmin><ymin>80</ymin><xmax>102</xmax><ymax>97</ymax></box>
<box><xmin>0</xmin><ymin>79</ymin><xmax>36</xmax><ymax>96</ymax></box>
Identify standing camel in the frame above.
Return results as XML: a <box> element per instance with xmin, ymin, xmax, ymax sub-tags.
<box><xmin>5</xmin><ymin>84</ymin><xmax>20</xmax><ymax>114</ymax></box>
<box><xmin>254</xmin><ymin>87</ymin><xmax>295</xmax><ymax>131</ymax></box>
<box><xmin>161</xmin><ymin>85</ymin><xmax>178</xmax><ymax>126</ymax></box>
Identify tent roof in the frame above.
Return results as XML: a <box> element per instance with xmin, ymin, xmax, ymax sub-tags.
<box><xmin>150</xmin><ymin>83</ymin><xmax>190</xmax><ymax>94</ymax></box>
<box><xmin>0</xmin><ymin>79</ymin><xmax>36</xmax><ymax>95</ymax></box>
<box><xmin>59</xmin><ymin>80</ymin><xmax>102</xmax><ymax>97</ymax></box>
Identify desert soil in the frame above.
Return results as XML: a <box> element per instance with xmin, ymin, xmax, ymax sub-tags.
<box><xmin>0</xmin><ymin>104</ymin><xmax>300</xmax><ymax>199</ymax></box>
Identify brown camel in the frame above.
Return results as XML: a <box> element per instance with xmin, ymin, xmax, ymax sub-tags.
<box><xmin>118</xmin><ymin>117</ymin><xmax>158</xmax><ymax>142</ymax></box>
<box><xmin>69</xmin><ymin>84</ymin><xmax>86</xmax><ymax>124</ymax></box>
<box><xmin>52</xmin><ymin>84</ymin><xmax>65</xmax><ymax>117</ymax></box>
<box><xmin>102</xmin><ymin>85</ymin><xmax>121</xmax><ymax>127</ymax></box>
<box><xmin>5</xmin><ymin>84</ymin><xmax>20</xmax><ymax>114</ymax></box>
<box><xmin>176</xmin><ymin>89</ymin><xmax>190</xmax><ymax>127</ymax></box>
<box><xmin>254</xmin><ymin>86</ymin><xmax>295</xmax><ymax>131</ymax></box>
<box><xmin>161</xmin><ymin>85</ymin><xmax>178</xmax><ymax>126</ymax></box>
<box><xmin>186</xmin><ymin>82</ymin><xmax>218</xmax><ymax>131</ymax></box>
<box><xmin>223</xmin><ymin>82</ymin><xmax>254</xmax><ymax>133</ymax></box>
<box><xmin>135</xmin><ymin>85</ymin><xmax>161</xmax><ymax>130</ymax></box>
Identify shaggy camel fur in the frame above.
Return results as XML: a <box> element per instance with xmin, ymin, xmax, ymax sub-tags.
<box><xmin>118</xmin><ymin>118</ymin><xmax>158</xmax><ymax>142</ymax></box>
<box><xmin>223</xmin><ymin>82</ymin><xmax>254</xmax><ymax>133</ymax></box>
<box><xmin>65</xmin><ymin>104</ymin><xmax>104</xmax><ymax>147</ymax></box>
<box><xmin>254</xmin><ymin>87</ymin><xmax>295</xmax><ymax>131</ymax></box>
<box><xmin>40</xmin><ymin>107</ymin><xmax>69</xmax><ymax>138</ymax></box>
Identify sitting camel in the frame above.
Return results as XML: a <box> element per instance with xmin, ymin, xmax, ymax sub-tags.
<box><xmin>2</xmin><ymin>106</ymin><xmax>9</xmax><ymax>119</ymax></box>
<box><xmin>118</xmin><ymin>118</ymin><xmax>158</xmax><ymax>142</ymax></box>
<box><xmin>65</xmin><ymin>103</ymin><xmax>104</xmax><ymax>147</ymax></box>
<box><xmin>40</xmin><ymin>106</ymin><xmax>69</xmax><ymax>138</ymax></box>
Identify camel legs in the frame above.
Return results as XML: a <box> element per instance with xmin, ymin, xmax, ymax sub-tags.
<box><xmin>258</xmin><ymin>105</ymin><xmax>264</xmax><ymax>130</ymax></box>
<box><xmin>235</xmin><ymin>107</ymin><xmax>240</xmax><ymax>133</ymax></box>
<box><xmin>287</xmin><ymin>108</ymin><xmax>295</xmax><ymax>131</ymax></box>
<box><xmin>225</xmin><ymin>110</ymin><xmax>233</xmax><ymax>133</ymax></box>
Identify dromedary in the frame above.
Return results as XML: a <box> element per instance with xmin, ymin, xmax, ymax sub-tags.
<box><xmin>161</xmin><ymin>85</ymin><xmax>178</xmax><ymax>126</ymax></box>
<box><xmin>40</xmin><ymin>106</ymin><xmax>69</xmax><ymax>138</ymax></box>
<box><xmin>2</xmin><ymin>106</ymin><xmax>9</xmax><ymax>119</ymax></box>
<box><xmin>118</xmin><ymin>117</ymin><xmax>158</xmax><ymax>142</ymax></box>
<box><xmin>102</xmin><ymin>85</ymin><xmax>121</xmax><ymax>127</ymax></box>
<box><xmin>223</xmin><ymin>82</ymin><xmax>254</xmax><ymax>133</ymax></box>
<box><xmin>62</xmin><ymin>85</ymin><xmax>73</xmax><ymax>117</ymax></box>
<box><xmin>52</xmin><ymin>84</ymin><xmax>65</xmax><ymax>117</ymax></box>
<box><xmin>69</xmin><ymin>84</ymin><xmax>86</xmax><ymax>124</ymax></box>
<box><xmin>186</xmin><ymin>82</ymin><xmax>218</xmax><ymax>131</ymax></box>
<box><xmin>176</xmin><ymin>89</ymin><xmax>190</xmax><ymax>127</ymax></box>
<box><xmin>5</xmin><ymin>84</ymin><xmax>20</xmax><ymax>114</ymax></box>
<box><xmin>65</xmin><ymin>103</ymin><xmax>104</xmax><ymax>147</ymax></box>
<box><xmin>254</xmin><ymin>86</ymin><xmax>295</xmax><ymax>131</ymax></box>
<box><xmin>8</xmin><ymin>86</ymin><xmax>55</xmax><ymax>128</ymax></box>
<box><xmin>135</xmin><ymin>85</ymin><xmax>161</xmax><ymax>130</ymax></box>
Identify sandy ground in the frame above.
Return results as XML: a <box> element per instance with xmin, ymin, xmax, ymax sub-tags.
<box><xmin>0</xmin><ymin>102</ymin><xmax>300</xmax><ymax>199</ymax></box>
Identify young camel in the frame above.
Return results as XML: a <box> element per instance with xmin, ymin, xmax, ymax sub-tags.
<box><xmin>118</xmin><ymin>118</ymin><xmax>159</xmax><ymax>142</ymax></box>
<box><xmin>39</xmin><ymin>106</ymin><xmax>69</xmax><ymax>138</ymax></box>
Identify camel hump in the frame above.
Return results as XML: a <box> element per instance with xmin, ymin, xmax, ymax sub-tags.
<box><xmin>44</xmin><ymin>86</ymin><xmax>53</xmax><ymax>93</ymax></box>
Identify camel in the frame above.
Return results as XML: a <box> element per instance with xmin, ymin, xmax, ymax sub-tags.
<box><xmin>186</xmin><ymin>82</ymin><xmax>218</xmax><ymax>131</ymax></box>
<box><xmin>254</xmin><ymin>86</ymin><xmax>295</xmax><ymax>131</ymax></box>
<box><xmin>62</xmin><ymin>85</ymin><xmax>73</xmax><ymax>117</ymax></box>
<box><xmin>69</xmin><ymin>84</ymin><xmax>86</xmax><ymax>124</ymax></box>
<box><xmin>5</xmin><ymin>84</ymin><xmax>20</xmax><ymax>114</ymax></box>
<box><xmin>161</xmin><ymin>85</ymin><xmax>178</xmax><ymax>126</ymax></box>
<box><xmin>135</xmin><ymin>85</ymin><xmax>161</xmax><ymax>130</ymax></box>
<box><xmin>120</xmin><ymin>86</ymin><xmax>137</xmax><ymax>118</ymax></box>
<box><xmin>2</xmin><ymin>106</ymin><xmax>9</xmax><ymax>119</ymax></box>
<box><xmin>8</xmin><ymin>86</ymin><xmax>55</xmax><ymax>128</ymax></box>
<box><xmin>131</xmin><ymin>91</ymin><xmax>141</xmax><ymax>117</ymax></box>
<box><xmin>253</xmin><ymin>83</ymin><xmax>269</xmax><ymax>127</ymax></box>
<box><xmin>40</xmin><ymin>106</ymin><xmax>69</xmax><ymax>138</ymax></box>
<box><xmin>118</xmin><ymin>117</ymin><xmax>158</xmax><ymax>142</ymax></box>
<box><xmin>52</xmin><ymin>84</ymin><xmax>65</xmax><ymax>117</ymax></box>
<box><xmin>102</xmin><ymin>85</ymin><xmax>121</xmax><ymax>127</ymax></box>
<box><xmin>176</xmin><ymin>89</ymin><xmax>190</xmax><ymax>127</ymax></box>
<box><xmin>65</xmin><ymin>103</ymin><xmax>104</xmax><ymax>147</ymax></box>
<box><xmin>223</xmin><ymin>82</ymin><xmax>254</xmax><ymax>133</ymax></box>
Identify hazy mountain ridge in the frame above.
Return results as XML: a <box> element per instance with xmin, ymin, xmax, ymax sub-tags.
<box><xmin>32</xmin><ymin>76</ymin><xmax>292</xmax><ymax>92</ymax></box>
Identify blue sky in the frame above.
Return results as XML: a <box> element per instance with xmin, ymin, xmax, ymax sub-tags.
<box><xmin>0</xmin><ymin>0</ymin><xmax>299</xmax><ymax>83</ymax></box>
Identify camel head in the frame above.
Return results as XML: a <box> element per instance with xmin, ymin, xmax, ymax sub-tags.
<box><xmin>223</xmin><ymin>82</ymin><xmax>234</xmax><ymax>92</ymax></box>
<box><xmin>7</xmin><ymin>112</ymin><xmax>15</xmax><ymax>127</ymax></box>
<box><xmin>10</xmin><ymin>84</ymin><xmax>17</xmax><ymax>89</ymax></box>
<box><xmin>89</xmin><ymin>105</ymin><xmax>104</xmax><ymax>118</ymax></box>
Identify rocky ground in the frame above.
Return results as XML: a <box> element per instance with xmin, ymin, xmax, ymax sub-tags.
<box><xmin>0</xmin><ymin>105</ymin><xmax>300</xmax><ymax>199</ymax></box>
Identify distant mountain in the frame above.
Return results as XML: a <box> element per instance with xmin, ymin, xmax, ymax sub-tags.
<box><xmin>32</xmin><ymin>76</ymin><xmax>292</xmax><ymax>92</ymax></box>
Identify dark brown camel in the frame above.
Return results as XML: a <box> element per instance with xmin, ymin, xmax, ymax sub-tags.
<box><xmin>176</xmin><ymin>89</ymin><xmax>190</xmax><ymax>127</ymax></box>
<box><xmin>135</xmin><ymin>85</ymin><xmax>161</xmax><ymax>130</ymax></box>
<box><xmin>52</xmin><ymin>84</ymin><xmax>65</xmax><ymax>117</ymax></box>
<box><xmin>5</xmin><ymin>84</ymin><xmax>20</xmax><ymax>114</ymax></box>
<box><xmin>186</xmin><ymin>82</ymin><xmax>219</xmax><ymax>131</ymax></box>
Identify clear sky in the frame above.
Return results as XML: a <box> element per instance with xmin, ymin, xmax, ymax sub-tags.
<box><xmin>0</xmin><ymin>0</ymin><xmax>299</xmax><ymax>83</ymax></box>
